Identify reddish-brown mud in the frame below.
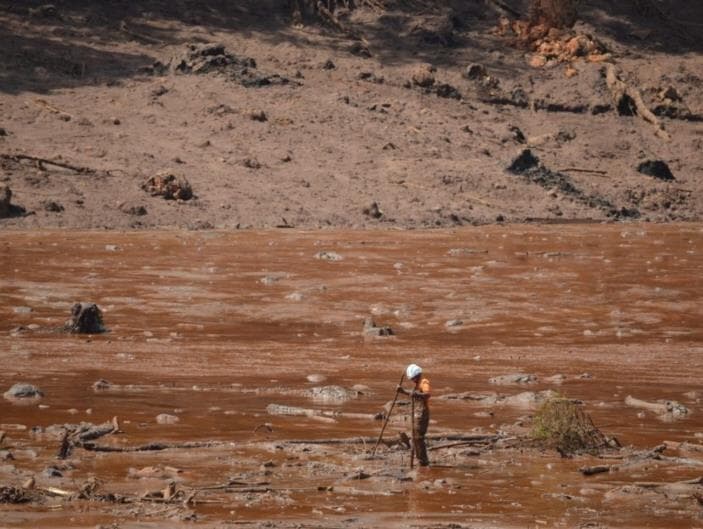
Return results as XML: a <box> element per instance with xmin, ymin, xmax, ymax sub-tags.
<box><xmin>1</xmin><ymin>224</ymin><xmax>702</xmax><ymax>528</ymax></box>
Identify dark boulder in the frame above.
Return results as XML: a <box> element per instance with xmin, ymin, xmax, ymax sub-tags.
<box><xmin>637</xmin><ymin>160</ymin><xmax>675</xmax><ymax>181</ymax></box>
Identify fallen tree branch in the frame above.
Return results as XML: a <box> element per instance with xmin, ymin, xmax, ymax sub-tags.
<box><xmin>558</xmin><ymin>168</ymin><xmax>608</xmax><ymax>176</ymax></box>
<box><xmin>0</xmin><ymin>153</ymin><xmax>100</xmax><ymax>175</ymax></box>
<box><xmin>605</xmin><ymin>65</ymin><xmax>670</xmax><ymax>140</ymax></box>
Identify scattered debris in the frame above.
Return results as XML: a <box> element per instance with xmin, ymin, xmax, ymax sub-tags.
<box><xmin>167</xmin><ymin>43</ymin><xmax>291</xmax><ymax>88</ymax></box>
<box><xmin>64</xmin><ymin>302</ymin><xmax>106</xmax><ymax>334</ymax></box>
<box><xmin>142</xmin><ymin>172</ymin><xmax>193</xmax><ymax>201</ymax></box>
<box><xmin>507</xmin><ymin>149</ymin><xmax>638</xmax><ymax>219</ymax></box>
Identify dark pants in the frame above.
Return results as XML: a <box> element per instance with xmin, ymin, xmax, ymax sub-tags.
<box><xmin>413</xmin><ymin>407</ymin><xmax>430</xmax><ymax>466</ymax></box>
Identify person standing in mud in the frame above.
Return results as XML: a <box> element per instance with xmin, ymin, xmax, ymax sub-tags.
<box><xmin>397</xmin><ymin>363</ymin><xmax>431</xmax><ymax>467</ymax></box>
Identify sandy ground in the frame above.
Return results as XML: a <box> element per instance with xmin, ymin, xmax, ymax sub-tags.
<box><xmin>0</xmin><ymin>0</ymin><xmax>702</xmax><ymax>230</ymax></box>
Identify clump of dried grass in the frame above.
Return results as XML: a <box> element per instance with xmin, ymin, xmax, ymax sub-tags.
<box><xmin>531</xmin><ymin>395</ymin><xmax>608</xmax><ymax>455</ymax></box>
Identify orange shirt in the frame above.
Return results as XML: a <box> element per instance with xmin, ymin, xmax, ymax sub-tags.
<box><xmin>416</xmin><ymin>377</ymin><xmax>431</xmax><ymax>408</ymax></box>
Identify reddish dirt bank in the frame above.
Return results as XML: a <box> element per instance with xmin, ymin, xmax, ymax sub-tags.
<box><xmin>1</xmin><ymin>225</ymin><xmax>702</xmax><ymax>528</ymax></box>
<box><xmin>1</xmin><ymin>1</ymin><xmax>702</xmax><ymax>230</ymax></box>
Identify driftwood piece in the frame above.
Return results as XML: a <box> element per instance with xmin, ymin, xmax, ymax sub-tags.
<box><xmin>605</xmin><ymin>65</ymin><xmax>670</xmax><ymax>140</ymax></box>
<box><xmin>57</xmin><ymin>417</ymin><xmax>119</xmax><ymax>459</ymax></box>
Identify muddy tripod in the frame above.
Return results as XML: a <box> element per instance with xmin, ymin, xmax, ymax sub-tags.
<box><xmin>371</xmin><ymin>373</ymin><xmax>405</xmax><ymax>458</ymax></box>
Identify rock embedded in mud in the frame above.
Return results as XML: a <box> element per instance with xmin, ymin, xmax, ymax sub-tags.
<box><xmin>314</xmin><ymin>251</ymin><xmax>343</xmax><ymax>261</ymax></box>
<box><xmin>3</xmin><ymin>383</ymin><xmax>44</xmax><ymax>403</ymax></box>
<box><xmin>156</xmin><ymin>413</ymin><xmax>180</xmax><ymax>425</ymax></box>
<box><xmin>309</xmin><ymin>385</ymin><xmax>360</xmax><ymax>403</ymax></box>
<box><xmin>142</xmin><ymin>172</ymin><xmax>193</xmax><ymax>201</ymax></box>
<box><xmin>65</xmin><ymin>303</ymin><xmax>106</xmax><ymax>334</ymax></box>
<box><xmin>92</xmin><ymin>379</ymin><xmax>112</xmax><ymax>391</ymax></box>
<box><xmin>489</xmin><ymin>373</ymin><xmax>538</xmax><ymax>385</ymax></box>
<box><xmin>363</xmin><ymin>202</ymin><xmax>383</xmax><ymax>219</ymax></box>
<box><xmin>637</xmin><ymin>160</ymin><xmax>675</xmax><ymax>182</ymax></box>
<box><xmin>363</xmin><ymin>317</ymin><xmax>394</xmax><ymax>337</ymax></box>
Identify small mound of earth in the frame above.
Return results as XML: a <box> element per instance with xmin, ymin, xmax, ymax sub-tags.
<box><xmin>142</xmin><ymin>172</ymin><xmax>193</xmax><ymax>201</ymax></box>
<box><xmin>3</xmin><ymin>383</ymin><xmax>44</xmax><ymax>404</ymax></box>
<box><xmin>308</xmin><ymin>385</ymin><xmax>361</xmax><ymax>403</ymax></box>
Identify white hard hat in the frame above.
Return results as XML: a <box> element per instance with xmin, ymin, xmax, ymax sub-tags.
<box><xmin>406</xmin><ymin>363</ymin><xmax>422</xmax><ymax>379</ymax></box>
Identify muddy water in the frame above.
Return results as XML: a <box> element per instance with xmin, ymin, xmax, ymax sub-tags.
<box><xmin>1</xmin><ymin>225</ymin><xmax>702</xmax><ymax>528</ymax></box>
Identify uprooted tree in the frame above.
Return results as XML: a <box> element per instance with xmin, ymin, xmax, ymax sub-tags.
<box><xmin>531</xmin><ymin>395</ymin><xmax>614</xmax><ymax>456</ymax></box>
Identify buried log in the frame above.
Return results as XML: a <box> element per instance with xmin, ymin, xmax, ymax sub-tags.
<box><xmin>81</xmin><ymin>440</ymin><xmax>228</xmax><ymax>453</ymax></box>
<box><xmin>625</xmin><ymin>395</ymin><xmax>689</xmax><ymax>419</ymax></box>
<box><xmin>266</xmin><ymin>403</ymin><xmax>379</xmax><ymax>421</ymax></box>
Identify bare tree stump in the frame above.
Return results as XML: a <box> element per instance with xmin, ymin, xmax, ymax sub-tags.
<box><xmin>64</xmin><ymin>303</ymin><xmax>106</xmax><ymax>334</ymax></box>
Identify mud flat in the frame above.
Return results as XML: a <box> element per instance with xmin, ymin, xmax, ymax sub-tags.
<box><xmin>1</xmin><ymin>224</ymin><xmax>702</xmax><ymax>528</ymax></box>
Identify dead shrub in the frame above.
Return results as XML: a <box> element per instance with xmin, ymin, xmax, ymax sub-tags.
<box><xmin>529</xmin><ymin>0</ymin><xmax>580</xmax><ymax>28</ymax></box>
<box><xmin>531</xmin><ymin>395</ymin><xmax>608</xmax><ymax>455</ymax></box>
